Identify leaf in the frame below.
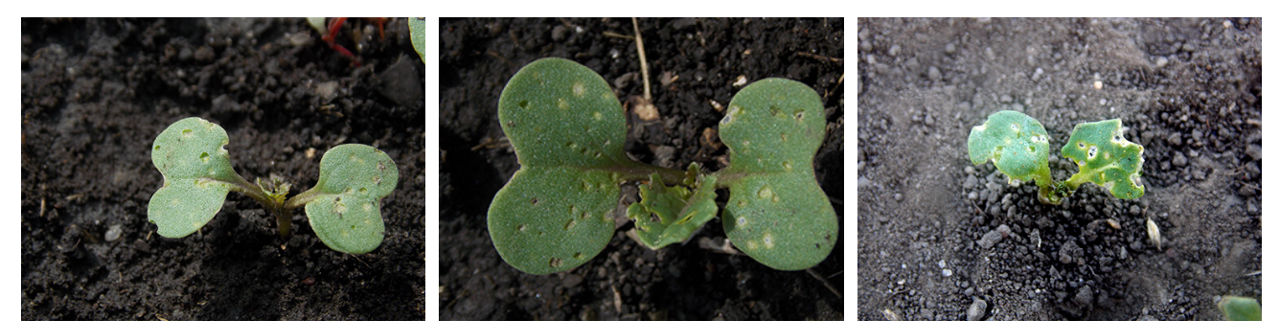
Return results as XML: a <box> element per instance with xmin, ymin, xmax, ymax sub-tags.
<box><xmin>626</xmin><ymin>169</ymin><xmax>719</xmax><ymax>250</ymax></box>
<box><xmin>1060</xmin><ymin>118</ymin><xmax>1145</xmax><ymax>199</ymax></box>
<box><xmin>408</xmin><ymin>17</ymin><xmax>425</xmax><ymax>63</ymax></box>
<box><xmin>147</xmin><ymin>117</ymin><xmax>240</xmax><ymax>238</ymax></box>
<box><xmin>304</xmin><ymin>144</ymin><xmax>399</xmax><ymax>254</ymax></box>
<box><xmin>488</xmin><ymin>58</ymin><xmax>643</xmax><ymax>274</ymax></box>
<box><xmin>967</xmin><ymin>110</ymin><xmax>1053</xmax><ymax>185</ymax></box>
<box><xmin>718</xmin><ymin>78</ymin><xmax>838</xmax><ymax>270</ymax></box>
<box><xmin>1218</xmin><ymin>296</ymin><xmax>1261</xmax><ymax>321</ymax></box>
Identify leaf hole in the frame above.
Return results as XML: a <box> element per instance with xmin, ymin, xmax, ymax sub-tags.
<box><xmin>794</xmin><ymin>111</ymin><xmax>805</xmax><ymax>122</ymax></box>
<box><xmin>573</xmin><ymin>252</ymin><xmax>584</xmax><ymax>260</ymax></box>
<box><xmin>181</xmin><ymin>129</ymin><xmax>193</xmax><ymax>138</ymax></box>
<box><xmin>517</xmin><ymin>224</ymin><xmax>527</xmax><ymax>232</ymax></box>
<box><xmin>530</xmin><ymin>197</ymin><xmax>538</xmax><ymax>205</ymax></box>
<box><xmin>518</xmin><ymin>100</ymin><xmax>529</xmax><ymax>109</ymax></box>
<box><xmin>200</xmin><ymin>152</ymin><xmax>210</xmax><ymax>163</ymax></box>
<box><xmin>549</xmin><ymin>257</ymin><xmax>563</xmax><ymax>268</ymax></box>
<box><xmin>1087</xmin><ymin>146</ymin><xmax>1098</xmax><ymax>159</ymax></box>
<box><xmin>564</xmin><ymin>218</ymin><xmax>577</xmax><ymax>230</ymax></box>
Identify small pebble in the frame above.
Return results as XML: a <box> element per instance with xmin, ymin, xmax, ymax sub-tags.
<box><xmin>889</xmin><ymin>44</ymin><xmax>901</xmax><ymax>57</ymax></box>
<box><xmin>105</xmin><ymin>225</ymin><xmax>123</xmax><ymax>242</ymax></box>
<box><xmin>977</xmin><ymin>224</ymin><xmax>1010</xmax><ymax>249</ymax></box>
<box><xmin>551</xmin><ymin>25</ymin><xmax>568</xmax><ymax>41</ymax></box>
<box><xmin>928</xmin><ymin>66</ymin><xmax>942</xmax><ymax>81</ymax></box>
<box><xmin>1155</xmin><ymin>56</ymin><xmax>1169</xmax><ymax>68</ymax></box>
<box><xmin>967</xmin><ymin>298</ymin><xmax>988</xmax><ymax>321</ymax></box>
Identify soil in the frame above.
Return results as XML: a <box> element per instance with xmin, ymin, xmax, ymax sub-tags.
<box><xmin>21</xmin><ymin>18</ymin><xmax>425</xmax><ymax>320</ymax></box>
<box><xmin>439</xmin><ymin>18</ymin><xmax>845</xmax><ymax>320</ymax></box>
<box><xmin>856</xmin><ymin>18</ymin><xmax>1261</xmax><ymax>320</ymax></box>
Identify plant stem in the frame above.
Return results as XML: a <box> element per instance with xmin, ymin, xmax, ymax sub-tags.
<box><xmin>284</xmin><ymin>187</ymin><xmax>325</xmax><ymax>210</ymax></box>
<box><xmin>225</xmin><ymin>173</ymin><xmax>296</xmax><ymax>239</ymax></box>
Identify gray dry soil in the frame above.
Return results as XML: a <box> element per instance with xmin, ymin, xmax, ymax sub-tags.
<box><xmin>857</xmin><ymin>18</ymin><xmax>1261</xmax><ymax>320</ymax></box>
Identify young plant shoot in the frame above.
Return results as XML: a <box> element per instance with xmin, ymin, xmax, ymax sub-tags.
<box><xmin>487</xmin><ymin>58</ymin><xmax>838</xmax><ymax>274</ymax></box>
<box><xmin>147</xmin><ymin>117</ymin><xmax>398</xmax><ymax>254</ymax></box>
<box><xmin>967</xmin><ymin>110</ymin><xmax>1145</xmax><ymax>204</ymax></box>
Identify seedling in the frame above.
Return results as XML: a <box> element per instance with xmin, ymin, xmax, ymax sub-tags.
<box><xmin>147</xmin><ymin>117</ymin><xmax>398</xmax><ymax>254</ymax></box>
<box><xmin>968</xmin><ymin>110</ymin><xmax>1145</xmax><ymax>204</ymax></box>
<box><xmin>487</xmin><ymin>58</ymin><xmax>838</xmax><ymax>274</ymax></box>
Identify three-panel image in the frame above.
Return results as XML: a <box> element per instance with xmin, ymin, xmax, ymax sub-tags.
<box><xmin>17</xmin><ymin>16</ymin><xmax>1262</xmax><ymax>322</ymax></box>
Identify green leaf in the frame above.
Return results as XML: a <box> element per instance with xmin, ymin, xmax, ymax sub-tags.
<box><xmin>1218</xmin><ymin>296</ymin><xmax>1261</xmax><ymax>321</ymax></box>
<box><xmin>626</xmin><ymin>168</ymin><xmax>719</xmax><ymax>250</ymax></box>
<box><xmin>967</xmin><ymin>110</ymin><xmax>1053</xmax><ymax>185</ymax></box>
<box><xmin>304</xmin><ymin>144</ymin><xmax>399</xmax><ymax>254</ymax></box>
<box><xmin>718</xmin><ymin>78</ymin><xmax>838</xmax><ymax>270</ymax></box>
<box><xmin>148</xmin><ymin>117</ymin><xmax>240</xmax><ymax>238</ymax></box>
<box><xmin>488</xmin><ymin>58</ymin><xmax>644</xmax><ymax>274</ymax></box>
<box><xmin>1060</xmin><ymin>118</ymin><xmax>1145</xmax><ymax>200</ymax></box>
<box><xmin>408</xmin><ymin>17</ymin><xmax>425</xmax><ymax>63</ymax></box>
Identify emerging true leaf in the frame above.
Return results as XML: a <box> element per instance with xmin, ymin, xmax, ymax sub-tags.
<box><xmin>627</xmin><ymin>168</ymin><xmax>719</xmax><ymax>250</ymax></box>
<box><xmin>148</xmin><ymin>117</ymin><xmax>241</xmax><ymax>238</ymax></box>
<box><xmin>718</xmin><ymin>78</ymin><xmax>838</xmax><ymax>270</ymax></box>
<box><xmin>304</xmin><ymin>144</ymin><xmax>399</xmax><ymax>254</ymax></box>
<box><xmin>488</xmin><ymin>58</ymin><xmax>646</xmax><ymax>274</ymax></box>
<box><xmin>1061</xmin><ymin>118</ymin><xmax>1145</xmax><ymax>199</ymax></box>
<box><xmin>967</xmin><ymin>110</ymin><xmax>1053</xmax><ymax>185</ymax></box>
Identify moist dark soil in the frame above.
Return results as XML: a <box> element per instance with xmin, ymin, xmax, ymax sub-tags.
<box><xmin>857</xmin><ymin>18</ymin><xmax>1260</xmax><ymax>320</ymax></box>
<box><xmin>439</xmin><ymin>18</ymin><xmax>845</xmax><ymax>320</ymax></box>
<box><xmin>22</xmin><ymin>18</ymin><xmax>425</xmax><ymax>320</ymax></box>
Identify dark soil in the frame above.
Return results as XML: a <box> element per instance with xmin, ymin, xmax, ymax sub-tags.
<box><xmin>857</xmin><ymin>18</ymin><xmax>1260</xmax><ymax>320</ymax></box>
<box><xmin>439</xmin><ymin>18</ymin><xmax>845</xmax><ymax>320</ymax></box>
<box><xmin>21</xmin><ymin>18</ymin><xmax>425</xmax><ymax>320</ymax></box>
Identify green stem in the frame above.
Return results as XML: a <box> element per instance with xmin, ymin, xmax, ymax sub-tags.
<box><xmin>283</xmin><ymin>186</ymin><xmax>325</xmax><ymax>210</ymax></box>
<box><xmin>225</xmin><ymin>172</ymin><xmax>296</xmax><ymax>240</ymax></box>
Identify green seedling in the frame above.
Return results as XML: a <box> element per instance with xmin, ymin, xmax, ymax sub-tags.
<box><xmin>1218</xmin><ymin>296</ymin><xmax>1261</xmax><ymax>321</ymax></box>
<box><xmin>148</xmin><ymin>117</ymin><xmax>398</xmax><ymax>254</ymax></box>
<box><xmin>968</xmin><ymin>110</ymin><xmax>1145</xmax><ymax>204</ymax></box>
<box><xmin>487</xmin><ymin>58</ymin><xmax>838</xmax><ymax>274</ymax></box>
